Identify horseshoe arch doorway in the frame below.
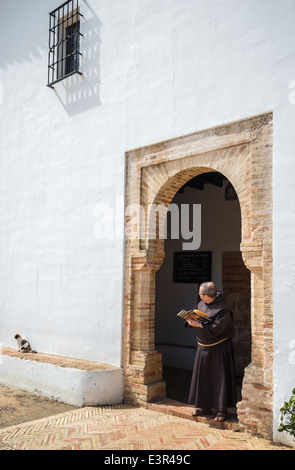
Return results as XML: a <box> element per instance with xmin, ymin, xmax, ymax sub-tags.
<box><xmin>123</xmin><ymin>113</ymin><xmax>273</xmax><ymax>437</ymax></box>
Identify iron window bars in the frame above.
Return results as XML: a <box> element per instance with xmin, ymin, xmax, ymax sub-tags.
<box><xmin>48</xmin><ymin>0</ymin><xmax>83</xmax><ymax>88</ymax></box>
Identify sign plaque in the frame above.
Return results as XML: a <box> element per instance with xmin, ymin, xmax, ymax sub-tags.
<box><xmin>173</xmin><ymin>251</ymin><xmax>212</xmax><ymax>284</ymax></box>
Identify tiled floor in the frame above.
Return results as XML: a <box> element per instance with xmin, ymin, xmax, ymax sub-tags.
<box><xmin>0</xmin><ymin>404</ymin><xmax>292</xmax><ymax>451</ymax></box>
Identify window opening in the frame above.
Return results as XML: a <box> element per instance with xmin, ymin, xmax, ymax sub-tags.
<box><xmin>48</xmin><ymin>0</ymin><xmax>83</xmax><ymax>88</ymax></box>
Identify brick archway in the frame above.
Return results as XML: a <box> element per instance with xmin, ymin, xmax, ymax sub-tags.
<box><xmin>123</xmin><ymin>113</ymin><xmax>273</xmax><ymax>437</ymax></box>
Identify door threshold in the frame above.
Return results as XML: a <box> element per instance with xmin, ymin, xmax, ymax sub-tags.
<box><xmin>147</xmin><ymin>398</ymin><xmax>239</xmax><ymax>432</ymax></box>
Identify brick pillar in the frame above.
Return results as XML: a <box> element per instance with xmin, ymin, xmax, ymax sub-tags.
<box><xmin>124</xmin><ymin>255</ymin><xmax>166</xmax><ymax>405</ymax></box>
<box><xmin>237</xmin><ymin>242</ymin><xmax>273</xmax><ymax>438</ymax></box>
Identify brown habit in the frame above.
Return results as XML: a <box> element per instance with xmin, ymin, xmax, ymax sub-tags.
<box><xmin>187</xmin><ymin>292</ymin><xmax>237</xmax><ymax>412</ymax></box>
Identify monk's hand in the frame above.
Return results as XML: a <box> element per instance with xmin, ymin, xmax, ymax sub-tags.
<box><xmin>188</xmin><ymin>319</ymin><xmax>203</xmax><ymax>328</ymax></box>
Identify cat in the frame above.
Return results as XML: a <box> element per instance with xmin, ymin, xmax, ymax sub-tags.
<box><xmin>14</xmin><ymin>334</ymin><xmax>37</xmax><ymax>354</ymax></box>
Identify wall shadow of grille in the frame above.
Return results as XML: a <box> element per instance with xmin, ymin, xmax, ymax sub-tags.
<box><xmin>53</xmin><ymin>2</ymin><xmax>102</xmax><ymax>116</ymax></box>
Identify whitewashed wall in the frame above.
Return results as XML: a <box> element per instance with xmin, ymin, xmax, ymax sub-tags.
<box><xmin>1</xmin><ymin>0</ymin><xmax>295</xmax><ymax>444</ymax></box>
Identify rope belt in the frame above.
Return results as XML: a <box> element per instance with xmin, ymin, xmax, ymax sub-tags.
<box><xmin>197</xmin><ymin>337</ymin><xmax>229</xmax><ymax>347</ymax></box>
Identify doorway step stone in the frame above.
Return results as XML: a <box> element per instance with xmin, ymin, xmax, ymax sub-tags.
<box><xmin>147</xmin><ymin>398</ymin><xmax>239</xmax><ymax>432</ymax></box>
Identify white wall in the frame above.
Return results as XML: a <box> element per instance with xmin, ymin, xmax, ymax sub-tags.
<box><xmin>0</xmin><ymin>0</ymin><xmax>295</xmax><ymax>442</ymax></box>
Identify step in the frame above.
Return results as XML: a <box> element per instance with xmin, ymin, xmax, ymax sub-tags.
<box><xmin>147</xmin><ymin>398</ymin><xmax>239</xmax><ymax>432</ymax></box>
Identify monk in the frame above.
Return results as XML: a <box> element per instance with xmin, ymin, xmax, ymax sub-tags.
<box><xmin>187</xmin><ymin>281</ymin><xmax>236</xmax><ymax>422</ymax></box>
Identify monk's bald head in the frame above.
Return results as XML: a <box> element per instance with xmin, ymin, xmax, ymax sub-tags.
<box><xmin>199</xmin><ymin>282</ymin><xmax>217</xmax><ymax>299</ymax></box>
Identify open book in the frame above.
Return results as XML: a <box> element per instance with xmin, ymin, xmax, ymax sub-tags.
<box><xmin>177</xmin><ymin>308</ymin><xmax>210</xmax><ymax>324</ymax></box>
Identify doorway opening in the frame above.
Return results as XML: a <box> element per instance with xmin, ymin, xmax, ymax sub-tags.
<box><xmin>155</xmin><ymin>172</ymin><xmax>251</xmax><ymax>412</ymax></box>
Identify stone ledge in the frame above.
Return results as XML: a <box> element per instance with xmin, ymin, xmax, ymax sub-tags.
<box><xmin>2</xmin><ymin>347</ymin><xmax>118</xmax><ymax>371</ymax></box>
<box><xmin>0</xmin><ymin>348</ymin><xmax>123</xmax><ymax>408</ymax></box>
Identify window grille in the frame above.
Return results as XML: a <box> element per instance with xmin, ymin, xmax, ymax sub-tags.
<box><xmin>48</xmin><ymin>0</ymin><xmax>83</xmax><ymax>88</ymax></box>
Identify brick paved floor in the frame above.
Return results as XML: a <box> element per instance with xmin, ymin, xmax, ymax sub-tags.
<box><xmin>0</xmin><ymin>404</ymin><xmax>293</xmax><ymax>451</ymax></box>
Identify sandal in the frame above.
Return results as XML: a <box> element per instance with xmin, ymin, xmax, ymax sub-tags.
<box><xmin>214</xmin><ymin>411</ymin><xmax>227</xmax><ymax>422</ymax></box>
<box><xmin>191</xmin><ymin>408</ymin><xmax>211</xmax><ymax>417</ymax></box>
